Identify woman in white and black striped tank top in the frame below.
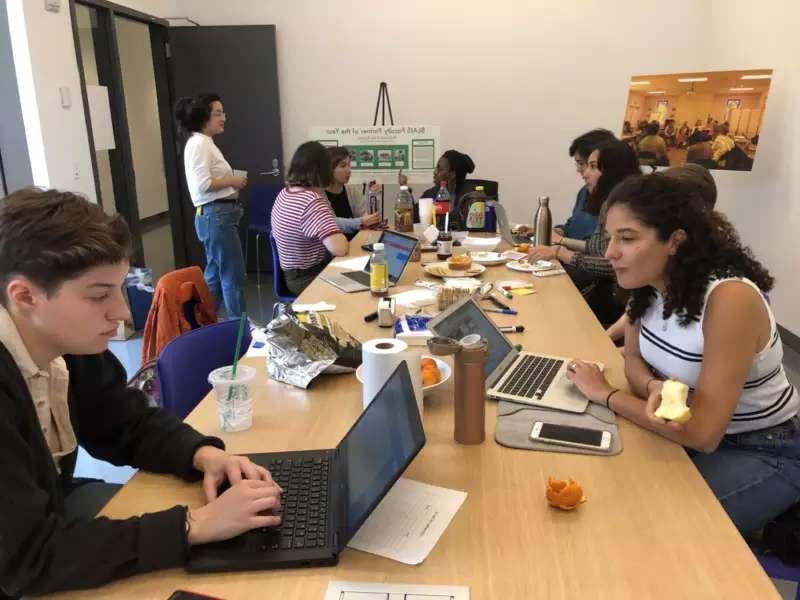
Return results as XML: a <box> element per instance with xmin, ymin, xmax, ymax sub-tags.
<box><xmin>565</xmin><ymin>173</ymin><xmax>800</xmax><ymax>534</ymax></box>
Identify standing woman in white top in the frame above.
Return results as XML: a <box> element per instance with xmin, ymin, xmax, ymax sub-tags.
<box><xmin>565</xmin><ymin>173</ymin><xmax>800</xmax><ymax>534</ymax></box>
<box><xmin>175</xmin><ymin>94</ymin><xmax>247</xmax><ymax>318</ymax></box>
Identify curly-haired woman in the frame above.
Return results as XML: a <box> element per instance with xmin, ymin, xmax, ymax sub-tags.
<box><xmin>565</xmin><ymin>173</ymin><xmax>799</xmax><ymax>534</ymax></box>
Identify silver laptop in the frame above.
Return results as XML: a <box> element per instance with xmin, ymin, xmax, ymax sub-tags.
<box><xmin>491</xmin><ymin>202</ymin><xmax>515</xmax><ymax>246</ymax></box>
<box><xmin>320</xmin><ymin>230</ymin><xmax>418</xmax><ymax>293</ymax></box>
<box><xmin>428</xmin><ymin>297</ymin><xmax>592</xmax><ymax>413</ymax></box>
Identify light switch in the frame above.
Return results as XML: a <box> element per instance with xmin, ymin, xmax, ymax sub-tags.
<box><xmin>59</xmin><ymin>86</ymin><xmax>71</xmax><ymax>108</ymax></box>
<box><xmin>45</xmin><ymin>0</ymin><xmax>61</xmax><ymax>13</ymax></box>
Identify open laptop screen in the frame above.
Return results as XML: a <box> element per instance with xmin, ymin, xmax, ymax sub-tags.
<box><xmin>340</xmin><ymin>363</ymin><xmax>425</xmax><ymax>543</ymax></box>
<box><xmin>432</xmin><ymin>299</ymin><xmax>513</xmax><ymax>378</ymax></box>
<box><xmin>379</xmin><ymin>231</ymin><xmax>417</xmax><ymax>281</ymax></box>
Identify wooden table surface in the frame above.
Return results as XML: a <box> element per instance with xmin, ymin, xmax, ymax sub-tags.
<box><xmin>52</xmin><ymin>231</ymin><xmax>778</xmax><ymax>599</ymax></box>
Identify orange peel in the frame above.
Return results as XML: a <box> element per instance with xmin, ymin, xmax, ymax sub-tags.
<box><xmin>546</xmin><ymin>477</ymin><xmax>586</xmax><ymax>510</ymax></box>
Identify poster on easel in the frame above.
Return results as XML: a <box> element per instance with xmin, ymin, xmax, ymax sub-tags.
<box><xmin>309</xmin><ymin>125</ymin><xmax>441</xmax><ymax>184</ymax></box>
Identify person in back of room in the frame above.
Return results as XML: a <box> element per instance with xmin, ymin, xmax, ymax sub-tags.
<box><xmin>566</xmin><ymin>173</ymin><xmax>800</xmax><ymax>535</ymax></box>
<box><xmin>271</xmin><ymin>141</ymin><xmax>348</xmax><ymax>296</ymax></box>
<box><xmin>0</xmin><ymin>189</ymin><xmax>282</xmax><ymax>597</ymax></box>
<box><xmin>711</xmin><ymin>122</ymin><xmax>735</xmax><ymax>166</ymax></box>
<box><xmin>417</xmin><ymin>149</ymin><xmax>475</xmax><ymax>229</ymax></box>
<box><xmin>637</xmin><ymin>121</ymin><xmax>668</xmax><ymax>163</ymax></box>
<box><xmin>516</xmin><ymin>129</ymin><xmax>617</xmax><ymax>242</ymax></box>
<box><xmin>176</xmin><ymin>94</ymin><xmax>247</xmax><ymax>319</ymax></box>
<box><xmin>605</xmin><ymin>163</ymin><xmax>718</xmax><ymax>343</ymax></box>
<box><xmin>527</xmin><ymin>140</ymin><xmax>641</xmax><ymax>325</ymax></box>
<box><xmin>324</xmin><ymin>146</ymin><xmax>382</xmax><ymax>240</ymax></box>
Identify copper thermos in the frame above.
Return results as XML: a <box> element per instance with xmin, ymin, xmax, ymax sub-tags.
<box><xmin>428</xmin><ymin>334</ymin><xmax>487</xmax><ymax>444</ymax></box>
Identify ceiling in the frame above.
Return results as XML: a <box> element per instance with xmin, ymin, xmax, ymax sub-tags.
<box><xmin>628</xmin><ymin>69</ymin><xmax>772</xmax><ymax>96</ymax></box>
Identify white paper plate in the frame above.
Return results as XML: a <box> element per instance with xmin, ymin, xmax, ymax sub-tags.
<box><xmin>355</xmin><ymin>355</ymin><xmax>451</xmax><ymax>396</ymax></box>
<box><xmin>470</xmin><ymin>251</ymin><xmax>507</xmax><ymax>266</ymax></box>
<box><xmin>424</xmin><ymin>262</ymin><xmax>487</xmax><ymax>278</ymax></box>
<box><xmin>506</xmin><ymin>260</ymin><xmax>555</xmax><ymax>273</ymax></box>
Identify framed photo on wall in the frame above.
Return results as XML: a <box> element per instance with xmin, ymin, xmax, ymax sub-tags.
<box><xmin>726</xmin><ymin>98</ymin><xmax>742</xmax><ymax>110</ymax></box>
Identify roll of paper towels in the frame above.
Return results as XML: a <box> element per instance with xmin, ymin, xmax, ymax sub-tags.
<box><xmin>361</xmin><ymin>338</ymin><xmax>423</xmax><ymax>416</ymax></box>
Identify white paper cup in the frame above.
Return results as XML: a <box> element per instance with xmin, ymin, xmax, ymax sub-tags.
<box><xmin>233</xmin><ymin>169</ymin><xmax>248</xmax><ymax>179</ymax></box>
<box><xmin>418</xmin><ymin>197</ymin><xmax>434</xmax><ymax>227</ymax></box>
<box><xmin>208</xmin><ymin>364</ymin><xmax>256</xmax><ymax>432</ymax></box>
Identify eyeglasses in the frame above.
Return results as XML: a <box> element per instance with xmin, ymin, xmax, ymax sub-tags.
<box><xmin>211</xmin><ymin>111</ymin><xmax>226</xmax><ymax>118</ymax></box>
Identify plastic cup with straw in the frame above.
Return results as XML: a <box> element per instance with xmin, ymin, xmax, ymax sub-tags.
<box><xmin>208</xmin><ymin>313</ymin><xmax>256</xmax><ymax>432</ymax></box>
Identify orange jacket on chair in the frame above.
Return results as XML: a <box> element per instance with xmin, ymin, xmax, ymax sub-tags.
<box><xmin>141</xmin><ymin>266</ymin><xmax>217</xmax><ymax>363</ymax></box>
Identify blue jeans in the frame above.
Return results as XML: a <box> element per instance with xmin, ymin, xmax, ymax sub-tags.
<box><xmin>690</xmin><ymin>416</ymin><xmax>800</xmax><ymax>534</ymax></box>
<box><xmin>194</xmin><ymin>202</ymin><xmax>246</xmax><ymax>318</ymax></box>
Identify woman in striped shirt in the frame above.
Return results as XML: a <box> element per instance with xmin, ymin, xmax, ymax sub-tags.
<box><xmin>271</xmin><ymin>142</ymin><xmax>348</xmax><ymax>296</ymax></box>
<box><xmin>565</xmin><ymin>173</ymin><xmax>800</xmax><ymax>534</ymax></box>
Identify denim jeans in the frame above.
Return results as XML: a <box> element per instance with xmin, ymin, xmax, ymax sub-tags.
<box><xmin>690</xmin><ymin>415</ymin><xmax>800</xmax><ymax>534</ymax></box>
<box><xmin>194</xmin><ymin>202</ymin><xmax>246</xmax><ymax>318</ymax></box>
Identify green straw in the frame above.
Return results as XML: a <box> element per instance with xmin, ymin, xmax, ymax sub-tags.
<box><xmin>226</xmin><ymin>312</ymin><xmax>248</xmax><ymax>405</ymax></box>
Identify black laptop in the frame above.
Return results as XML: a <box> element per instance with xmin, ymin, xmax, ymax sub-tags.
<box><xmin>188</xmin><ymin>362</ymin><xmax>425</xmax><ymax>572</ymax></box>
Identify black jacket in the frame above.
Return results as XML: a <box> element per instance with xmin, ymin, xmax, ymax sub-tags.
<box><xmin>0</xmin><ymin>344</ymin><xmax>225</xmax><ymax>597</ymax></box>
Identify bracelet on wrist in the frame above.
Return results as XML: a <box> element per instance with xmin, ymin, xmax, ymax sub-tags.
<box><xmin>605</xmin><ymin>388</ymin><xmax>620</xmax><ymax>409</ymax></box>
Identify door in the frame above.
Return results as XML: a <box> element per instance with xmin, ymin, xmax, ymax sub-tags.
<box><xmin>167</xmin><ymin>25</ymin><xmax>284</xmax><ymax>271</ymax></box>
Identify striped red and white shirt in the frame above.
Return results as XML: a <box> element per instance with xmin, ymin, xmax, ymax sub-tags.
<box><xmin>271</xmin><ymin>186</ymin><xmax>340</xmax><ymax>270</ymax></box>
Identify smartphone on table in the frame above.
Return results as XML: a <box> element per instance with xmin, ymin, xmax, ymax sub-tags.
<box><xmin>530</xmin><ymin>422</ymin><xmax>612</xmax><ymax>451</ymax></box>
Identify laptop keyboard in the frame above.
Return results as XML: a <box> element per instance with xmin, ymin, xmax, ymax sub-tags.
<box><xmin>252</xmin><ymin>455</ymin><xmax>331</xmax><ymax>551</ymax></box>
<box><xmin>496</xmin><ymin>355</ymin><xmax>564</xmax><ymax>400</ymax></box>
<box><xmin>345</xmin><ymin>270</ymin><xmax>371</xmax><ymax>286</ymax></box>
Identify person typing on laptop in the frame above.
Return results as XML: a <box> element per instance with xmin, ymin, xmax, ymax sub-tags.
<box><xmin>0</xmin><ymin>189</ymin><xmax>282</xmax><ymax>598</ymax></box>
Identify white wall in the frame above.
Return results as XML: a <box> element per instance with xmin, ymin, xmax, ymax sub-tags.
<box><xmin>6</xmin><ymin>0</ymin><xmax>96</xmax><ymax>200</ymax></box>
<box><xmin>703</xmin><ymin>0</ymin><xmax>800</xmax><ymax>335</ymax></box>
<box><xmin>165</xmin><ymin>0</ymin><xmax>706</xmax><ymax>228</ymax></box>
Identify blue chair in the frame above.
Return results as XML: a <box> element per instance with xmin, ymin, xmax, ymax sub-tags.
<box><xmin>756</xmin><ymin>553</ymin><xmax>800</xmax><ymax>599</ymax></box>
<box><xmin>156</xmin><ymin>320</ymin><xmax>252</xmax><ymax>420</ymax></box>
<box><xmin>270</xmin><ymin>233</ymin><xmax>297</xmax><ymax>305</ymax></box>
<box><xmin>245</xmin><ymin>184</ymin><xmax>283</xmax><ymax>288</ymax></box>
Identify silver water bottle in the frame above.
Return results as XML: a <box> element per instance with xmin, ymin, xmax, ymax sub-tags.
<box><xmin>534</xmin><ymin>196</ymin><xmax>552</xmax><ymax>246</ymax></box>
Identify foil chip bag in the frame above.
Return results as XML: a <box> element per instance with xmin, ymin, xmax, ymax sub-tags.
<box><xmin>264</xmin><ymin>310</ymin><xmax>362</xmax><ymax>389</ymax></box>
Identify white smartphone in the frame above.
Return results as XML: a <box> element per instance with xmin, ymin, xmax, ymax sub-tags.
<box><xmin>530</xmin><ymin>422</ymin><xmax>612</xmax><ymax>451</ymax></box>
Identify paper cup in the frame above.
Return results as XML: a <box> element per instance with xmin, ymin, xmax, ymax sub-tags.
<box><xmin>208</xmin><ymin>364</ymin><xmax>256</xmax><ymax>432</ymax></box>
<box><xmin>418</xmin><ymin>198</ymin><xmax>434</xmax><ymax>227</ymax></box>
<box><xmin>233</xmin><ymin>169</ymin><xmax>248</xmax><ymax>179</ymax></box>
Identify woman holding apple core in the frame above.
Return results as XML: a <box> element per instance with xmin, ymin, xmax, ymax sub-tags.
<box><xmin>565</xmin><ymin>173</ymin><xmax>800</xmax><ymax>535</ymax></box>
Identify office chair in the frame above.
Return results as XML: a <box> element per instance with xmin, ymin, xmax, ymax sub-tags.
<box><xmin>156</xmin><ymin>319</ymin><xmax>252</xmax><ymax>420</ymax></box>
<box><xmin>245</xmin><ymin>184</ymin><xmax>283</xmax><ymax>288</ymax></box>
<box><xmin>755</xmin><ymin>553</ymin><xmax>800</xmax><ymax>599</ymax></box>
<box><xmin>269</xmin><ymin>233</ymin><xmax>297</xmax><ymax>310</ymax></box>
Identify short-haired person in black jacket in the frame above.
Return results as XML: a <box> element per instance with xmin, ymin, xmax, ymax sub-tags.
<box><xmin>0</xmin><ymin>189</ymin><xmax>282</xmax><ymax>597</ymax></box>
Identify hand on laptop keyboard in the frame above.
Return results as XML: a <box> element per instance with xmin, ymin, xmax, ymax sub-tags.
<box><xmin>186</xmin><ymin>479</ymin><xmax>283</xmax><ymax>546</ymax></box>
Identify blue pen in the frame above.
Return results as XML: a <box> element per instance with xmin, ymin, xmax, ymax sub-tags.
<box><xmin>485</xmin><ymin>307</ymin><xmax>518</xmax><ymax>315</ymax></box>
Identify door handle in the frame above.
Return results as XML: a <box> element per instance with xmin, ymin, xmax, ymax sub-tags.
<box><xmin>260</xmin><ymin>157</ymin><xmax>281</xmax><ymax>177</ymax></box>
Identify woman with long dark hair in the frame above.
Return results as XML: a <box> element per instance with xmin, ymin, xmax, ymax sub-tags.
<box><xmin>527</xmin><ymin>139</ymin><xmax>641</xmax><ymax>323</ymax></box>
<box><xmin>565</xmin><ymin>173</ymin><xmax>799</xmax><ymax>534</ymax></box>
<box><xmin>175</xmin><ymin>94</ymin><xmax>247</xmax><ymax>318</ymax></box>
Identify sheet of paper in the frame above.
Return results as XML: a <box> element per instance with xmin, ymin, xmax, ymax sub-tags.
<box><xmin>330</xmin><ymin>256</ymin><xmax>370</xmax><ymax>271</ymax></box>
<box><xmin>292</xmin><ymin>301</ymin><xmax>336</xmax><ymax>313</ymax></box>
<box><xmin>324</xmin><ymin>580</ymin><xmax>469</xmax><ymax>600</ymax></box>
<box><xmin>347</xmin><ymin>478</ymin><xmax>467</xmax><ymax>565</ymax></box>
<box><xmin>390</xmin><ymin>288</ymin><xmax>437</xmax><ymax>309</ymax></box>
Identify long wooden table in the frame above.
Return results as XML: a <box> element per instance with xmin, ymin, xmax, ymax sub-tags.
<box><xmin>55</xmin><ymin>231</ymin><xmax>779</xmax><ymax>599</ymax></box>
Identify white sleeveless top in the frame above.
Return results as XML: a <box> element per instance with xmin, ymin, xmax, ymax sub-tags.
<box><xmin>639</xmin><ymin>277</ymin><xmax>798</xmax><ymax>434</ymax></box>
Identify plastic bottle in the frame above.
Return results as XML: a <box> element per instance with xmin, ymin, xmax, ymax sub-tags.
<box><xmin>394</xmin><ymin>185</ymin><xmax>414</xmax><ymax>232</ymax></box>
<box><xmin>534</xmin><ymin>196</ymin><xmax>552</xmax><ymax>246</ymax></box>
<box><xmin>434</xmin><ymin>181</ymin><xmax>451</xmax><ymax>230</ymax></box>
<box><xmin>465</xmin><ymin>185</ymin><xmax>487</xmax><ymax>232</ymax></box>
<box><xmin>436</xmin><ymin>230</ymin><xmax>453</xmax><ymax>261</ymax></box>
<box><xmin>484</xmin><ymin>200</ymin><xmax>497</xmax><ymax>234</ymax></box>
<box><xmin>369</xmin><ymin>243</ymin><xmax>388</xmax><ymax>297</ymax></box>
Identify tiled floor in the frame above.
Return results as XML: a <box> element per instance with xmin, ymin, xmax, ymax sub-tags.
<box><xmin>79</xmin><ymin>286</ymin><xmax>800</xmax><ymax>596</ymax></box>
